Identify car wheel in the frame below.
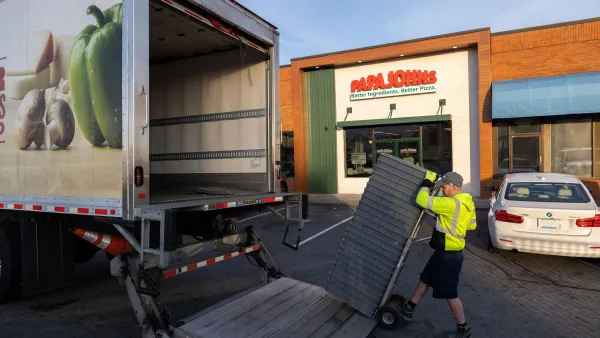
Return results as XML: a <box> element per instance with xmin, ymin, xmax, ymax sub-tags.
<box><xmin>487</xmin><ymin>231</ymin><xmax>499</xmax><ymax>253</ymax></box>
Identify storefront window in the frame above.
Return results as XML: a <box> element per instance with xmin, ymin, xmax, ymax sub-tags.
<box><xmin>281</xmin><ymin>131</ymin><xmax>295</xmax><ymax>178</ymax></box>
<box><xmin>422</xmin><ymin>122</ymin><xmax>452</xmax><ymax>174</ymax></box>
<box><xmin>496</xmin><ymin>125</ymin><xmax>509</xmax><ymax>178</ymax></box>
<box><xmin>345</xmin><ymin>128</ymin><xmax>373</xmax><ymax>177</ymax></box>
<box><xmin>494</xmin><ymin>119</ymin><xmax>597</xmax><ymax>179</ymax></box>
<box><xmin>551</xmin><ymin>120</ymin><xmax>592</xmax><ymax>177</ymax></box>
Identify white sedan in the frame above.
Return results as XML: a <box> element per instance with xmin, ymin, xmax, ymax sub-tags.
<box><xmin>486</xmin><ymin>172</ymin><xmax>600</xmax><ymax>258</ymax></box>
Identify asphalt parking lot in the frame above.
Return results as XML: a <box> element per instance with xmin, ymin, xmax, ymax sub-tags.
<box><xmin>1</xmin><ymin>204</ymin><xmax>600</xmax><ymax>338</ymax></box>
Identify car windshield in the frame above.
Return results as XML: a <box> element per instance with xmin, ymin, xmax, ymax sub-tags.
<box><xmin>504</xmin><ymin>182</ymin><xmax>590</xmax><ymax>203</ymax></box>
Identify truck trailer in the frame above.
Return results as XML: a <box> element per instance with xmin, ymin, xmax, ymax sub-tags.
<box><xmin>0</xmin><ymin>0</ymin><xmax>318</xmax><ymax>335</ymax></box>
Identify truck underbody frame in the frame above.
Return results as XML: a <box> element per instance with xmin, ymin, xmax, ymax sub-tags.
<box><xmin>107</xmin><ymin>193</ymin><xmax>304</xmax><ymax>337</ymax></box>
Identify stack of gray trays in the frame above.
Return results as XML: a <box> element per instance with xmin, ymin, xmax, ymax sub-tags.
<box><xmin>324</xmin><ymin>153</ymin><xmax>428</xmax><ymax>318</ymax></box>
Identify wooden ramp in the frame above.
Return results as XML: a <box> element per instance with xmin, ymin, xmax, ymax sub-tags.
<box><xmin>174</xmin><ymin>277</ymin><xmax>377</xmax><ymax>338</ymax></box>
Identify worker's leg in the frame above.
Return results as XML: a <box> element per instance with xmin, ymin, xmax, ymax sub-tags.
<box><xmin>447</xmin><ymin>298</ymin><xmax>465</xmax><ymax>324</ymax></box>
<box><xmin>409</xmin><ymin>281</ymin><xmax>430</xmax><ymax>304</ymax></box>
<box><xmin>441</xmin><ymin>252</ymin><xmax>471</xmax><ymax>338</ymax></box>
<box><xmin>447</xmin><ymin>298</ymin><xmax>471</xmax><ymax>338</ymax></box>
<box><xmin>401</xmin><ymin>253</ymin><xmax>438</xmax><ymax>321</ymax></box>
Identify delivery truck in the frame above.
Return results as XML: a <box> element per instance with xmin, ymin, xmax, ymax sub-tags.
<box><xmin>0</xmin><ymin>0</ymin><xmax>314</xmax><ymax>335</ymax></box>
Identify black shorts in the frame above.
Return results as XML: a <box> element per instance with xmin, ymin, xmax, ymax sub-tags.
<box><xmin>419</xmin><ymin>250</ymin><xmax>463</xmax><ymax>299</ymax></box>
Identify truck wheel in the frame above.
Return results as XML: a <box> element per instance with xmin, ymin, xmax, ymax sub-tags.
<box><xmin>0</xmin><ymin>225</ymin><xmax>21</xmax><ymax>303</ymax></box>
<box><xmin>73</xmin><ymin>235</ymin><xmax>100</xmax><ymax>264</ymax></box>
<box><xmin>376</xmin><ymin>303</ymin><xmax>401</xmax><ymax>330</ymax></box>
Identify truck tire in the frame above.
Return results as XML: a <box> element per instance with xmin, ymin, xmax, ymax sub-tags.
<box><xmin>73</xmin><ymin>235</ymin><xmax>100</xmax><ymax>264</ymax></box>
<box><xmin>0</xmin><ymin>224</ymin><xmax>21</xmax><ymax>303</ymax></box>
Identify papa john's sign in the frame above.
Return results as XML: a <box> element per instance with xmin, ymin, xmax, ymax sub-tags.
<box><xmin>350</xmin><ymin>69</ymin><xmax>437</xmax><ymax>101</ymax></box>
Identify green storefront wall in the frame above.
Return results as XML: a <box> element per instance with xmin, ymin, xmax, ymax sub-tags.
<box><xmin>305</xmin><ymin>68</ymin><xmax>338</xmax><ymax>194</ymax></box>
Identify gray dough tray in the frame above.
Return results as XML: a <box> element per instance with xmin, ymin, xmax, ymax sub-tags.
<box><xmin>324</xmin><ymin>153</ymin><xmax>428</xmax><ymax>318</ymax></box>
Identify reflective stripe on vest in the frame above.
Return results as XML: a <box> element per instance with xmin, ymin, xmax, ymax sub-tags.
<box><xmin>434</xmin><ymin>197</ymin><xmax>466</xmax><ymax>239</ymax></box>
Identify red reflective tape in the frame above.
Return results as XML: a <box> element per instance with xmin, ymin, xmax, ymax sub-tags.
<box><xmin>164</xmin><ymin>270</ymin><xmax>177</xmax><ymax>278</ymax></box>
<box><xmin>590</xmin><ymin>246</ymin><xmax>600</xmax><ymax>249</ymax></box>
<box><xmin>224</xmin><ymin>253</ymin><xmax>232</xmax><ymax>259</ymax></box>
<box><xmin>95</xmin><ymin>209</ymin><xmax>108</xmax><ymax>215</ymax></box>
<box><xmin>162</xmin><ymin>0</ymin><xmax>173</xmax><ymax>4</ymax></box>
<box><xmin>0</xmin><ymin>203</ymin><xmax>4</xmax><ymax>208</ymax></box>
<box><xmin>207</xmin><ymin>258</ymin><xmax>216</xmax><ymax>265</ymax></box>
<box><xmin>209</xmin><ymin>17</ymin><xmax>221</xmax><ymax>28</ymax></box>
<box><xmin>78</xmin><ymin>208</ymin><xmax>89</xmax><ymax>214</ymax></box>
<box><xmin>184</xmin><ymin>9</ymin><xmax>204</xmax><ymax>22</ymax></box>
<box><xmin>14</xmin><ymin>204</ymin><xmax>23</xmax><ymax>210</ymax></box>
<box><xmin>263</xmin><ymin>197</ymin><xmax>276</xmax><ymax>203</ymax></box>
<box><xmin>54</xmin><ymin>206</ymin><xmax>66</xmax><ymax>212</ymax></box>
<box><xmin>186</xmin><ymin>264</ymin><xmax>197</xmax><ymax>271</ymax></box>
<box><xmin>499</xmin><ymin>238</ymin><xmax>513</xmax><ymax>243</ymax></box>
<box><xmin>33</xmin><ymin>205</ymin><xmax>43</xmax><ymax>211</ymax></box>
<box><xmin>110</xmin><ymin>210</ymin><xmax>116</xmax><ymax>215</ymax></box>
<box><xmin>216</xmin><ymin>203</ymin><xmax>228</xmax><ymax>209</ymax></box>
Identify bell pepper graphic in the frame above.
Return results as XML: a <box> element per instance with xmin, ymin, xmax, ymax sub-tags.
<box><xmin>69</xmin><ymin>3</ymin><xmax>122</xmax><ymax>148</ymax></box>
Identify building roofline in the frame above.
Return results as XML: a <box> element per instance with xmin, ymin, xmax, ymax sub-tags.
<box><xmin>280</xmin><ymin>64</ymin><xmax>291</xmax><ymax>68</ymax></box>
<box><xmin>492</xmin><ymin>16</ymin><xmax>600</xmax><ymax>36</ymax></box>
<box><xmin>290</xmin><ymin>27</ymin><xmax>489</xmax><ymax>62</ymax></box>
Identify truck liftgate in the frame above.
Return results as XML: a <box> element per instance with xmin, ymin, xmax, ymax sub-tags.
<box><xmin>105</xmin><ymin>193</ymin><xmax>337</xmax><ymax>338</ymax></box>
<box><xmin>101</xmin><ymin>192</ymin><xmax>378</xmax><ymax>338</ymax></box>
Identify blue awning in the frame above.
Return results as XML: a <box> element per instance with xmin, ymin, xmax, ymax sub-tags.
<box><xmin>492</xmin><ymin>71</ymin><xmax>600</xmax><ymax>119</ymax></box>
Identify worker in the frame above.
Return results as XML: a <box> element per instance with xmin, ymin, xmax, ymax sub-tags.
<box><xmin>400</xmin><ymin>171</ymin><xmax>477</xmax><ymax>338</ymax></box>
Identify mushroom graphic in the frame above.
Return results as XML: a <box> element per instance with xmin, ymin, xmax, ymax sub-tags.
<box><xmin>15</xmin><ymin>89</ymin><xmax>46</xmax><ymax>150</ymax></box>
<box><xmin>45</xmin><ymin>99</ymin><xmax>75</xmax><ymax>149</ymax></box>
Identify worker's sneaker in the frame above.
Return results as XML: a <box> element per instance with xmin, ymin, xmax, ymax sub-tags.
<box><xmin>400</xmin><ymin>301</ymin><xmax>413</xmax><ymax>322</ymax></box>
<box><xmin>448</xmin><ymin>324</ymin><xmax>472</xmax><ymax>338</ymax></box>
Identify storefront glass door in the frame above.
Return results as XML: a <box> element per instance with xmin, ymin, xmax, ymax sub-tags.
<box><xmin>511</xmin><ymin>136</ymin><xmax>541</xmax><ymax>173</ymax></box>
<box><xmin>374</xmin><ymin>140</ymin><xmax>421</xmax><ymax>166</ymax></box>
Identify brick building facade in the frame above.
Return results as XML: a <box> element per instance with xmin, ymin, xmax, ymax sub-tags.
<box><xmin>280</xmin><ymin>17</ymin><xmax>600</xmax><ymax>198</ymax></box>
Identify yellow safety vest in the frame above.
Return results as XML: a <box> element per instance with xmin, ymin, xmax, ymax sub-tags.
<box><xmin>416</xmin><ymin>188</ymin><xmax>477</xmax><ymax>251</ymax></box>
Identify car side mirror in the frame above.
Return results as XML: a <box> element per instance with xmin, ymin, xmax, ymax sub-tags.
<box><xmin>485</xmin><ymin>184</ymin><xmax>496</xmax><ymax>191</ymax></box>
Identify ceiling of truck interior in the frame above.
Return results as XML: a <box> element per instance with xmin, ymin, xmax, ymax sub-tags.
<box><xmin>150</xmin><ymin>0</ymin><xmax>247</xmax><ymax>64</ymax></box>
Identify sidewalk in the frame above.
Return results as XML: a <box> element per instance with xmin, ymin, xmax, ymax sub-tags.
<box><xmin>309</xmin><ymin>194</ymin><xmax>490</xmax><ymax>209</ymax></box>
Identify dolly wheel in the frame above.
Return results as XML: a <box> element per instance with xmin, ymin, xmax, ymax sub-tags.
<box><xmin>389</xmin><ymin>294</ymin><xmax>407</xmax><ymax>307</ymax></box>
<box><xmin>376</xmin><ymin>303</ymin><xmax>401</xmax><ymax>330</ymax></box>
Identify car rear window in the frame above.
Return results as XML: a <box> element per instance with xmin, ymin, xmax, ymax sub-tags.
<box><xmin>504</xmin><ymin>182</ymin><xmax>591</xmax><ymax>203</ymax></box>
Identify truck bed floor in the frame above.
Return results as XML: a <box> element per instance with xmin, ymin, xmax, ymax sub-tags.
<box><xmin>174</xmin><ymin>277</ymin><xmax>376</xmax><ymax>338</ymax></box>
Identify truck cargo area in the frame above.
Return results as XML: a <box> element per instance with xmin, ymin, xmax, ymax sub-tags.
<box><xmin>148</xmin><ymin>0</ymin><xmax>274</xmax><ymax>205</ymax></box>
<box><xmin>174</xmin><ymin>277</ymin><xmax>376</xmax><ymax>338</ymax></box>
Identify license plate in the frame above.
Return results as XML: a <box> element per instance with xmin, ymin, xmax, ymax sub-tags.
<box><xmin>243</xmin><ymin>199</ymin><xmax>257</xmax><ymax>206</ymax></box>
<box><xmin>538</xmin><ymin>218</ymin><xmax>560</xmax><ymax>229</ymax></box>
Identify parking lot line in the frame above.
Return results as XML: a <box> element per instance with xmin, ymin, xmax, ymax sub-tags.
<box><xmin>299</xmin><ymin>216</ymin><xmax>353</xmax><ymax>246</ymax></box>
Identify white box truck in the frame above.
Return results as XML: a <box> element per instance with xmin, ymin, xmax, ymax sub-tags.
<box><xmin>0</xmin><ymin>0</ymin><xmax>355</xmax><ymax>336</ymax></box>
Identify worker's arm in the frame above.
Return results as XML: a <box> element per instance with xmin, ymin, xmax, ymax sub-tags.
<box><xmin>468</xmin><ymin>211</ymin><xmax>477</xmax><ymax>230</ymax></box>
<box><xmin>416</xmin><ymin>189</ymin><xmax>456</xmax><ymax>217</ymax></box>
<box><xmin>415</xmin><ymin>170</ymin><xmax>456</xmax><ymax>217</ymax></box>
